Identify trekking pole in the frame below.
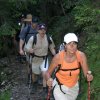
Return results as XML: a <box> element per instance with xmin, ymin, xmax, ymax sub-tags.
<box><xmin>28</xmin><ymin>55</ymin><xmax>32</xmax><ymax>100</ymax></box>
<box><xmin>88</xmin><ymin>81</ymin><xmax>91</xmax><ymax>100</ymax></box>
<box><xmin>46</xmin><ymin>87</ymin><xmax>51</xmax><ymax>100</ymax></box>
<box><xmin>87</xmin><ymin>71</ymin><xmax>91</xmax><ymax>100</ymax></box>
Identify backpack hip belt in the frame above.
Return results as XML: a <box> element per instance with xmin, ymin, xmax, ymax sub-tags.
<box><xmin>54</xmin><ymin>64</ymin><xmax>80</xmax><ymax>94</ymax></box>
<box><xmin>30</xmin><ymin>53</ymin><xmax>48</xmax><ymax>68</ymax></box>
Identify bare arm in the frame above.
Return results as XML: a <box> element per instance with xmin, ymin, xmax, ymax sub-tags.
<box><xmin>19</xmin><ymin>26</ymin><xmax>28</xmax><ymax>55</ymax></box>
<box><xmin>19</xmin><ymin>39</ymin><xmax>25</xmax><ymax>55</ymax></box>
<box><xmin>50</xmin><ymin>48</ymin><xmax>56</xmax><ymax>56</ymax></box>
<box><xmin>49</xmin><ymin>37</ymin><xmax>56</xmax><ymax>56</ymax></box>
<box><xmin>80</xmin><ymin>52</ymin><xmax>93</xmax><ymax>81</ymax></box>
<box><xmin>46</xmin><ymin>53</ymin><xmax>60</xmax><ymax>79</ymax></box>
<box><xmin>45</xmin><ymin>53</ymin><xmax>60</xmax><ymax>87</ymax></box>
<box><xmin>80</xmin><ymin>52</ymin><xmax>89</xmax><ymax>77</ymax></box>
<box><xmin>24</xmin><ymin>36</ymin><xmax>34</xmax><ymax>53</ymax></box>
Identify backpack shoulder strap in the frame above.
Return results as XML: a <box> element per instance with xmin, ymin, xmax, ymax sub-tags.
<box><xmin>26</xmin><ymin>25</ymin><xmax>31</xmax><ymax>35</ymax></box>
<box><xmin>57</xmin><ymin>50</ymin><xmax>65</xmax><ymax>68</ymax></box>
<box><xmin>46</xmin><ymin>34</ymin><xmax>52</xmax><ymax>45</ymax></box>
<box><xmin>32</xmin><ymin>33</ymin><xmax>52</xmax><ymax>46</ymax></box>
<box><xmin>33</xmin><ymin>33</ymin><xmax>37</xmax><ymax>45</ymax></box>
<box><xmin>25</xmin><ymin>25</ymin><xmax>31</xmax><ymax>42</ymax></box>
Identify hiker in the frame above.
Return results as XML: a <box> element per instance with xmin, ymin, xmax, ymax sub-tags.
<box><xmin>19</xmin><ymin>14</ymin><xmax>38</xmax><ymax>81</ymax></box>
<box><xmin>25</xmin><ymin>23</ymin><xmax>56</xmax><ymax>95</ymax></box>
<box><xmin>58</xmin><ymin>43</ymin><xmax>65</xmax><ymax>52</ymax></box>
<box><xmin>19</xmin><ymin>14</ymin><xmax>38</xmax><ymax>55</ymax></box>
<box><xmin>46</xmin><ymin>33</ymin><xmax>93</xmax><ymax>100</ymax></box>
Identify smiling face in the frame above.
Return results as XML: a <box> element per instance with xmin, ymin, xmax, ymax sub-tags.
<box><xmin>65</xmin><ymin>41</ymin><xmax>78</xmax><ymax>54</ymax></box>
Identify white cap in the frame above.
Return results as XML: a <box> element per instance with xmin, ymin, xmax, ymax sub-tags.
<box><xmin>64</xmin><ymin>33</ymin><xmax>78</xmax><ymax>44</ymax></box>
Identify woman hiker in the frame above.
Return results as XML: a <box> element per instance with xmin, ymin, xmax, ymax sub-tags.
<box><xmin>45</xmin><ymin>33</ymin><xmax>93</xmax><ymax>100</ymax></box>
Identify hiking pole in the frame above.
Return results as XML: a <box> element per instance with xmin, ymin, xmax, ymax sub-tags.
<box><xmin>88</xmin><ymin>81</ymin><xmax>91</xmax><ymax>100</ymax></box>
<box><xmin>28</xmin><ymin>55</ymin><xmax>32</xmax><ymax>100</ymax></box>
<box><xmin>46</xmin><ymin>87</ymin><xmax>51</xmax><ymax>100</ymax></box>
<box><xmin>28</xmin><ymin>55</ymin><xmax>32</xmax><ymax>89</ymax></box>
<box><xmin>87</xmin><ymin>71</ymin><xmax>91</xmax><ymax>100</ymax></box>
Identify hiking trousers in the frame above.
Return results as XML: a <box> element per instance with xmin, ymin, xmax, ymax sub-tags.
<box><xmin>53</xmin><ymin>79</ymin><xmax>79</xmax><ymax>100</ymax></box>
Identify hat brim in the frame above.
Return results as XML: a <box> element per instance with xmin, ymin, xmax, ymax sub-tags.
<box><xmin>38</xmin><ymin>28</ymin><xmax>46</xmax><ymax>30</ymax></box>
<box><xmin>23</xmin><ymin>19</ymin><xmax>32</xmax><ymax>22</ymax></box>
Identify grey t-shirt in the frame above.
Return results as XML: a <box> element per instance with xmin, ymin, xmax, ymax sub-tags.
<box><xmin>19</xmin><ymin>25</ymin><xmax>37</xmax><ymax>43</ymax></box>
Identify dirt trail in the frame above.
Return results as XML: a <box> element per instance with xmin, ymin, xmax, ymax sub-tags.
<box><xmin>0</xmin><ymin>56</ymin><xmax>53</xmax><ymax>100</ymax></box>
<box><xmin>11</xmin><ymin>57</ymin><xmax>49</xmax><ymax>100</ymax></box>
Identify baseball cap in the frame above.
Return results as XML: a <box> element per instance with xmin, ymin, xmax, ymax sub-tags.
<box><xmin>37</xmin><ymin>23</ymin><xmax>46</xmax><ymax>30</ymax></box>
<box><xmin>64</xmin><ymin>33</ymin><xmax>78</xmax><ymax>44</ymax></box>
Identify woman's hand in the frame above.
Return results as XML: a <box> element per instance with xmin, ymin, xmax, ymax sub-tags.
<box><xmin>86</xmin><ymin>71</ymin><xmax>93</xmax><ymax>82</ymax></box>
<box><xmin>47</xmin><ymin>78</ymin><xmax>53</xmax><ymax>87</ymax></box>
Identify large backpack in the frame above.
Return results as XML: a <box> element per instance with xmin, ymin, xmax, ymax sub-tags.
<box><xmin>32</xmin><ymin>33</ymin><xmax>52</xmax><ymax>46</ymax></box>
<box><xmin>25</xmin><ymin>25</ymin><xmax>37</xmax><ymax>43</ymax></box>
<box><xmin>58</xmin><ymin>43</ymin><xmax>65</xmax><ymax>52</ymax></box>
<box><xmin>30</xmin><ymin>33</ymin><xmax>52</xmax><ymax>69</ymax></box>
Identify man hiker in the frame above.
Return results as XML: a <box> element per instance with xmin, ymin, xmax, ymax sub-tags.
<box><xmin>19</xmin><ymin>14</ymin><xmax>38</xmax><ymax>55</ymax></box>
<box><xmin>25</xmin><ymin>23</ymin><xmax>56</xmax><ymax>96</ymax></box>
<box><xmin>19</xmin><ymin>14</ymin><xmax>38</xmax><ymax>83</ymax></box>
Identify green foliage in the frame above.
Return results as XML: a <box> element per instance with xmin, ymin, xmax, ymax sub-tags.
<box><xmin>48</xmin><ymin>15</ymin><xmax>76</xmax><ymax>46</ymax></box>
<box><xmin>72</xmin><ymin>1</ymin><xmax>100</xmax><ymax>29</ymax></box>
<box><xmin>78</xmin><ymin>30</ymin><xmax>100</xmax><ymax>100</ymax></box>
<box><xmin>0</xmin><ymin>90</ymin><xmax>11</xmax><ymax>100</ymax></box>
<box><xmin>0</xmin><ymin>0</ymin><xmax>99</xmax><ymax>99</ymax></box>
<box><xmin>0</xmin><ymin>23</ymin><xmax>15</xmax><ymax>36</ymax></box>
<box><xmin>70</xmin><ymin>1</ymin><xmax>100</xmax><ymax>99</ymax></box>
<box><xmin>62</xmin><ymin>0</ymin><xmax>79</xmax><ymax>9</ymax></box>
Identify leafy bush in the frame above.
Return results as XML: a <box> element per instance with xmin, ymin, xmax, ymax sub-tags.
<box><xmin>0</xmin><ymin>90</ymin><xmax>11</xmax><ymax>100</ymax></box>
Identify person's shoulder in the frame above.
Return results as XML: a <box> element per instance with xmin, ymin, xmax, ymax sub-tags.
<box><xmin>53</xmin><ymin>50</ymin><xmax>65</xmax><ymax>63</ymax></box>
<box><xmin>20</xmin><ymin>25</ymin><xmax>28</xmax><ymax>33</ymax></box>
<box><xmin>32</xmin><ymin>29</ymin><xmax>38</xmax><ymax>33</ymax></box>
<box><xmin>28</xmin><ymin>35</ymin><xmax>34</xmax><ymax>41</ymax></box>
<box><xmin>77</xmin><ymin>50</ymin><xmax>86</xmax><ymax>58</ymax></box>
<box><xmin>56</xmin><ymin>50</ymin><xmax>65</xmax><ymax>57</ymax></box>
<box><xmin>29</xmin><ymin>26</ymin><xmax>37</xmax><ymax>33</ymax></box>
<box><xmin>23</xmin><ymin>25</ymin><xmax>29</xmax><ymax>29</ymax></box>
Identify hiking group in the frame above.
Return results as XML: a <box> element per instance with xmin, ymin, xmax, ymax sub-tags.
<box><xmin>17</xmin><ymin>14</ymin><xmax>93</xmax><ymax>100</ymax></box>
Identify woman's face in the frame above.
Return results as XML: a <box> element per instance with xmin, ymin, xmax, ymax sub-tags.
<box><xmin>65</xmin><ymin>41</ymin><xmax>78</xmax><ymax>54</ymax></box>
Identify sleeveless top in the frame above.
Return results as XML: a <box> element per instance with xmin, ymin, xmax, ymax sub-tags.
<box><xmin>56</xmin><ymin>50</ymin><xmax>82</xmax><ymax>88</ymax></box>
